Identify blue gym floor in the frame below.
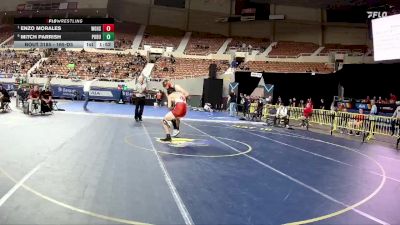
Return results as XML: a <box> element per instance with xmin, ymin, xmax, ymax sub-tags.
<box><xmin>0</xmin><ymin>100</ymin><xmax>399</xmax><ymax>225</ymax></box>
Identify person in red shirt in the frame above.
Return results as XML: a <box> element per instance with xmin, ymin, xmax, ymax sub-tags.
<box><xmin>390</xmin><ymin>93</ymin><xmax>397</xmax><ymax>104</ymax></box>
<box><xmin>300</xmin><ymin>98</ymin><xmax>313</xmax><ymax>127</ymax></box>
<box><xmin>349</xmin><ymin>109</ymin><xmax>365</xmax><ymax>136</ymax></box>
<box><xmin>28</xmin><ymin>85</ymin><xmax>41</xmax><ymax>114</ymax></box>
<box><xmin>161</xmin><ymin>80</ymin><xmax>189</xmax><ymax>141</ymax></box>
<box><xmin>303</xmin><ymin>98</ymin><xmax>313</xmax><ymax>118</ymax></box>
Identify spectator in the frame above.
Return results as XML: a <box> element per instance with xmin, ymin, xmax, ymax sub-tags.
<box><xmin>277</xmin><ymin>96</ymin><xmax>282</xmax><ymax>105</ymax></box>
<box><xmin>16</xmin><ymin>85</ymin><xmax>29</xmax><ymax>107</ymax></box>
<box><xmin>243</xmin><ymin>95</ymin><xmax>250</xmax><ymax>117</ymax></box>
<box><xmin>156</xmin><ymin>90</ymin><xmax>163</xmax><ymax>107</ymax></box>
<box><xmin>320</xmin><ymin>99</ymin><xmax>325</xmax><ymax>109</ymax></box>
<box><xmin>301</xmin><ymin>99</ymin><xmax>313</xmax><ymax>127</ymax></box>
<box><xmin>349</xmin><ymin>109</ymin><xmax>365</xmax><ymax>136</ymax></box>
<box><xmin>274</xmin><ymin>103</ymin><xmax>289</xmax><ymax>128</ymax></box>
<box><xmin>391</xmin><ymin>105</ymin><xmax>400</xmax><ymax>136</ymax></box>
<box><xmin>170</xmin><ymin>55</ymin><xmax>176</xmax><ymax>64</ymax></box>
<box><xmin>204</xmin><ymin>103</ymin><xmax>213</xmax><ymax>112</ymax></box>
<box><xmin>330</xmin><ymin>102</ymin><xmax>336</xmax><ymax>111</ymax></box>
<box><xmin>255</xmin><ymin>97</ymin><xmax>264</xmax><ymax>119</ymax></box>
<box><xmin>364</xmin><ymin>96</ymin><xmax>371</xmax><ymax>104</ymax></box>
<box><xmin>41</xmin><ymin>86</ymin><xmax>53</xmax><ymax>112</ymax></box>
<box><xmin>0</xmin><ymin>85</ymin><xmax>10</xmax><ymax>110</ymax></box>
<box><xmin>265</xmin><ymin>96</ymin><xmax>272</xmax><ymax>104</ymax></box>
<box><xmin>299</xmin><ymin>99</ymin><xmax>305</xmax><ymax>108</ymax></box>
<box><xmin>390</xmin><ymin>93</ymin><xmax>397</xmax><ymax>104</ymax></box>
<box><xmin>227</xmin><ymin>92</ymin><xmax>237</xmax><ymax>117</ymax></box>
<box><xmin>28</xmin><ymin>85</ymin><xmax>41</xmax><ymax>114</ymax></box>
<box><xmin>378</xmin><ymin>96</ymin><xmax>383</xmax><ymax>104</ymax></box>
<box><xmin>370</xmin><ymin>100</ymin><xmax>378</xmax><ymax>115</ymax></box>
<box><xmin>239</xmin><ymin>93</ymin><xmax>245</xmax><ymax>113</ymax></box>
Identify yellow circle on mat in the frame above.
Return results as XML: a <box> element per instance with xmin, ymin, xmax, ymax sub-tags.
<box><xmin>124</xmin><ymin>134</ymin><xmax>253</xmax><ymax>158</ymax></box>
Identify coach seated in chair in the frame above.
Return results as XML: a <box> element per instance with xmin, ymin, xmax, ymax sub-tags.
<box><xmin>40</xmin><ymin>86</ymin><xmax>53</xmax><ymax>113</ymax></box>
<box><xmin>274</xmin><ymin>103</ymin><xmax>289</xmax><ymax>128</ymax></box>
<box><xmin>28</xmin><ymin>85</ymin><xmax>41</xmax><ymax>114</ymax></box>
<box><xmin>0</xmin><ymin>85</ymin><xmax>10</xmax><ymax>110</ymax></box>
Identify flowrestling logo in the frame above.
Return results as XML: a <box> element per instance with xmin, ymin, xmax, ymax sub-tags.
<box><xmin>367</xmin><ymin>11</ymin><xmax>388</xmax><ymax>19</ymax></box>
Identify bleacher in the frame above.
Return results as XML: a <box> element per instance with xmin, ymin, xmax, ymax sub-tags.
<box><xmin>0</xmin><ymin>26</ymin><xmax>13</xmax><ymax>45</ymax></box>
<box><xmin>114</xmin><ymin>22</ymin><xmax>140</xmax><ymax>50</ymax></box>
<box><xmin>152</xmin><ymin>57</ymin><xmax>229</xmax><ymax>79</ymax></box>
<box><xmin>321</xmin><ymin>44</ymin><xmax>369</xmax><ymax>55</ymax></box>
<box><xmin>184</xmin><ymin>33</ymin><xmax>226</xmax><ymax>55</ymax></box>
<box><xmin>141</xmin><ymin>26</ymin><xmax>184</xmax><ymax>50</ymax></box>
<box><xmin>227</xmin><ymin>37</ymin><xmax>270</xmax><ymax>53</ymax></box>
<box><xmin>0</xmin><ymin>50</ymin><xmax>40</xmax><ymax>74</ymax></box>
<box><xmin>32</xmin><ymin>51</ymin><xmax>146</xmax><ymax>80</ymax></box>
<box><xmin>238</xmin><ymin>61</ymin><xmax>334</xmax><ymax>74</ymax></box>
<box><xmin>268</xmin><ymin>41</ymin><xmax>319</xmax><ymax>57</ymax></box>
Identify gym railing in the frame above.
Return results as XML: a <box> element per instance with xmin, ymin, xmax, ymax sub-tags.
<box><xmin>238</xmin><ymin>104</ymin><xmax>400</xmax><ymax>149</ymax></box>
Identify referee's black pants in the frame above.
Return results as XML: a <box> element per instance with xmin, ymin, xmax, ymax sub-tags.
<box><xmin>135</xmin><ymin>97</ymin><xmax>145</xmax><ymax>120</ymax></box>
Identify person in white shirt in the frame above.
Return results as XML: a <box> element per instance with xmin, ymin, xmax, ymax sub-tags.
<box><xmin>274</xmin><ymin>104</ymin><xmax>289</xmax><ymax>127</ymax></box>
<box><xmin>83</xmin><ymin>78</ymin><xmax>98</xmax><ymax>111</ymax></box>
<box><xmin>370</xmin><ymin>100</ymin><xmax>378</xmax><ymax>115</ymax></box>
<box><xmin>134</xmin><ymin>75</ymin><xmax>147</xmax><ymax>122</ymax></box>
<box><xmin>204</xmin><ymin>103</ymin><xmax>213</xmax><ymax>112</ymax></box>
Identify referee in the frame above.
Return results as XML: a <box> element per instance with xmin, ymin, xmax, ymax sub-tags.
<box><xmin>134</xmin><ymin>75</ymin><xmax>147</xmax><ymax>122</ymax></box>
<box><xmin>83</xmin><ymin>78</ymin><xmax>98</xmax><ymax>112</ymax></box>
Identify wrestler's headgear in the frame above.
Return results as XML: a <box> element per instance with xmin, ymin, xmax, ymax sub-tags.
<box><xmin>167</xmin><ymin>88</ymin><xmax>175</xmax><ymax>95</ymax></box>
<box><xmin>162</xmin><ymin>79</ymin><xmax>172</xmax><ymax>89</ymax></box>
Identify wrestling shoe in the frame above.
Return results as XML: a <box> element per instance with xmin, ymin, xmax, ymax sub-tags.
<box><xmin>171</xmin><ymin>129</ymin><xmax>180</xmax><ymax>137</ymax></box>
<box><xmin>160</xmin><ymin>135</ymin><xmax>172</xmax><ymax>142</ymax></box>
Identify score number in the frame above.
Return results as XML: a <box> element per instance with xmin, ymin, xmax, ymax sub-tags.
<box><xmin>102</xmin><ymin>24</ymin><xmax>114</xmax><ymax>32</ymax></box>
<box><xmin>102</xmin><ymin>24</ymin><xmax>115</xmax><ymax>41</ymax></box>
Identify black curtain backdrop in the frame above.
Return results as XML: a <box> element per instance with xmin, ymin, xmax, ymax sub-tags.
<box><xmin>235</xmin><ymin>72</ymin><xmax>338</xmax><ymax>105</ymax></box>
<box><xmin>336</xmin><ymin>64</ymin><xmax>400</xmax><ymax>99</ymax></box>
<box><xmin>234</xmin><ymin>73</ymin><xmax>261</xmax><ymax>96</ymax></box>
<box><xmin>235</xmin><ymin>63</ymin><xmax>400</xmax><ymax>105</ymax></box>
<box><xmin>264</xmin><ymin>73</ymin><xmax>338</xmax><ymax>105</ymax></box>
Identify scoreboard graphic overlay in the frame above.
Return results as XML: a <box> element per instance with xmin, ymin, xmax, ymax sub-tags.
<box><xmin>14</xmin><ymin>18</ymin><xmax>115</xmax><ymax>49</ymax></box>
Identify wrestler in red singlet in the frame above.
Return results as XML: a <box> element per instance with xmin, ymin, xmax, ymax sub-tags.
<box><xmin>161</xmin><ymin>80</ymin><xmax>189</xmax><ymax>142</ymax></box>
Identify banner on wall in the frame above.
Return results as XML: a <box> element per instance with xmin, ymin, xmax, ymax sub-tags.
<box><xmin>229</xmin><ymin>82</ymin><xmax>239</xmax><ymax>95</ymax></box>
<box><xmin>52</xmin><ymin>85</ymin><xmax>133</xmax><ymax>101</ymax></box>
<box><xmin>0</xmin><ymin>83</ymin><xmax>15</xmax><ymax>91</ymax></box>
<box><xmin>0</xmin><ymin>82</ymin><xmax>138</xmax><ymax>102</ymax></box>
<box><xmin>264</xmin><ymin>84</ymin><xmax>274</xmax><ymax>99</ymax></box>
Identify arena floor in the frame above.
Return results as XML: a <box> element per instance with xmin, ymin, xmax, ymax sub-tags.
<box><xmin>0</xmin><ymin>101</ymin><xmax>400</xmax><ymax>225</ymax></box>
